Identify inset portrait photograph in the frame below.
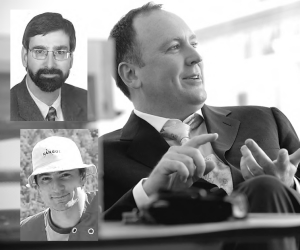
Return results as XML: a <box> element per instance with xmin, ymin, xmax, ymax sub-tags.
<box><xmin>10</xmin><ymin>11</ymin><xmax>88</xmax><ymax>121</ymax></box>
<box><xmin>20</xmin><ymin>129</ymin><xmax>98</xmax><ymax>241</ymax></box>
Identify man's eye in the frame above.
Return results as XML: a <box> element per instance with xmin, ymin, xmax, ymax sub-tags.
<box><xmin>35</xmin><ymin>49</ymin><xmax>46</xmax><ymax>54</ymax></box>
<box><xmin>41</xmin><ymin>177</ymin><xmax>51</xmax><ymax>182</ymax></box>
<box><xmin>61</xmin><ymin>173</ymin><xmax>71</xmax><ymax>178</ymax></box>
<box><xmin>169</xmin><ymin>44</ymin><xmax>179</xmax><ymax>50</ymax></box>
<box><xmin>56</xmin><ymin>50</ymin><xmax>67</xmax><ymax>55</ymax></box>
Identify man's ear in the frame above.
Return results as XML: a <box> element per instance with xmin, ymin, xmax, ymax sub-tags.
<box><xmin>118</xmin><ymin>62</ymin><xmax>141</xmax><ymax>89</ymax></box>
<box><xmin>21</xmin><ymin>47</ymin><xmax>28</xmax><ymax>69</ymax></box>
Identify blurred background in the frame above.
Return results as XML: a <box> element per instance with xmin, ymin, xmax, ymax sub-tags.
<box><xmin>1</xmin><ymin>0</ymin><xmax>300</xmax><ymax>241</ymax></box>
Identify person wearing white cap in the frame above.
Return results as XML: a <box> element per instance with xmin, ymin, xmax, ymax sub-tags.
<box><xmin>20</xmin><ymin>136</ymin><xmax>98</xmax><ymax>241</ymax></box>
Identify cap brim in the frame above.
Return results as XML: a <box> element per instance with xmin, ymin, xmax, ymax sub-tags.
<box><xmin>26</xmin><ymin>163</ymin><xmax>97</xmax><ymax>188</ymax></box>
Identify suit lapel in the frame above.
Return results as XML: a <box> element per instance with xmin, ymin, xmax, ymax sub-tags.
<box><xmin>121</xmin><ymin>112</ymin><xmax>169</xmax><ymax>169</ymax></box>
<box><xmin>202</xmin><ymin>105</ymin><xmax>240</xmax><ymax>163</ymax></box>
<box><xmin>202</xmin><ymin>105</ymin><xmax>244</xmax><ymax>187</ymax></box>
<box><xmin>61</xmin><ymin>85</ymin><xmax>82</xmax><ymax>121</ymax></box>
<box><xmin>17</xmin><ymin>77</ymin><xmax>44</xmax><ymax>121</ymax></box>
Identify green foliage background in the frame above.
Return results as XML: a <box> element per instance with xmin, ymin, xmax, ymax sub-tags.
<box><xmin>20</xmin><ymin>129</ymin><xmax>98</xmax><ymax>222</ymax></box>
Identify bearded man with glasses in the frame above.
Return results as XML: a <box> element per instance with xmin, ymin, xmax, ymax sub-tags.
<box><xmin>10</xmin><ymin>12</ymin><xmax>87</xmax><ymax>121</ymax></box>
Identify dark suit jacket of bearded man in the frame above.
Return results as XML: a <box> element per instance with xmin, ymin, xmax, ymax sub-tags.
<box><xmin>10</xmin><ymin>76</ymin><xmax>87</xmax><ymax>121</ymax></box>
<box><xmin>101</xmin><ymin>104</ymin><xmax>300</xmax><ymax>219</ymax></box>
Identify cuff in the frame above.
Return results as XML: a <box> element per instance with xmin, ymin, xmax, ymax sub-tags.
<box><xmin>293</xmin><ymin>177</ymin><xmax>300</xmax><ymax>193</ymax></box>
<box><xmin>132</xmin><ymin>178</ymin><xmax>151</xmax><ymax>209</ymax></box>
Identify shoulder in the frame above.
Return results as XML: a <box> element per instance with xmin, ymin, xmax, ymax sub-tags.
<box><xmin>10</xmin><ymin>80</ymin><xmax>28</xmax><ymax>120</ymax></box>
<box><xmin>11</xmin><ymin>79</ymin><xmax>26</xmax><ymax>95</ymax></box>
<box><xmin>207</xmin><ymin>105</ymin><xmax>276</xmax><ymax>119</ymax></box>
<box><xmin>20</xmin><ymin>210</ymin><xmax>45</xmax><ymax>227</ymax></box>
<box><xmin>212</xmin><ymin>104</ymin><xmax>272</xmax><ymax>113</ymax></box>
<box><xmin>62</xmin><ymin>83</ymin><xmax>87</xmax><ymax>97</ymax></box>
<box><xmin>220</xmin><ymin>105</ymin><xmax>290</xmax><ymax>124</ymax></box>
<box><xmin>20</xmin><ymin>210</ymin><xmax>47</xmax><ymax>240</ymax></box>
<box><xmin>61</xmin><ymin>84</ymin><xmax>87</xmax><ymax>109</ymax></box>
<box><xmin>101</xmin><ymin>129</ymin><xmax>123</xmax><ymax>142</ymax></box>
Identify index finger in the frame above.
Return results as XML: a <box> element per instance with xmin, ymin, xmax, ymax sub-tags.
<box><xmin>290</xmin><ymin>148</ymin><xmax>300</xmax><ymax>167</ymax></box>
<box><xmin>245</xmin><ymin>139</ymin><xmax>273</xmax><ymax>172</ymax></box>
<box><xmin>184</xmin><ymin>133</ymin><xmax>218</xmax><ymax>148</ymax></box>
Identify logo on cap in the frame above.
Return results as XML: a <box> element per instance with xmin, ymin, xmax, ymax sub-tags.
<box><xmin>43</xmin><ymin>149</ymin><xmax>61</xmax><ymax>157</ymax></box>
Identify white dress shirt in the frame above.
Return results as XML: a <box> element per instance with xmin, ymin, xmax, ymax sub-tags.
<box><xmin>26</xmin><ymin>79</ymin><xmax>64</xmax><ymax>121</ymax></box>
<box><xmin>132</xmin><ymin>109</ymin><xmax>300</xmax><ymax>209</ymax></box>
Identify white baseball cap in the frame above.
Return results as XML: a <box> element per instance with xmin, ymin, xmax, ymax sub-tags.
<box><xmin>27</xmin><ymin>136</ymin><xmax>97</xmax><ymax>188</ymax></box>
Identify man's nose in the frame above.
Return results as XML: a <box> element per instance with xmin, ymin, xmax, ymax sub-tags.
<box><xmin>185</xmin><ymin>45</ymin><xmax>202</xmax><ymax>66</ymax></box>
<box><xmin>44</xmin><ymin>52</ymin><xmax>56</xmax><ymax>68</ymax></box>
<box><xmin>51</xmin><ymin>179</ymin><xmax>64</xmax><ymax>192</ymax></box>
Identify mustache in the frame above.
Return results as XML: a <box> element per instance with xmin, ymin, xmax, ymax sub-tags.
<box><xmin>37</xmin><ymin>68</ymin><xmax>63</xmax><ymax>76</ymax></box>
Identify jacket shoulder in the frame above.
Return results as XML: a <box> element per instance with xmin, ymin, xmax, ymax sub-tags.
<box><xmin>10</xmin><ymin>80</ymin><xmax>27</xmax><ymax>121</ymax></box>
<box><xmin>101</xmin><ymin>129</ymin><xmax>122</xmax><ymax>142</ymax></box>
<box><xmin>206</xmin><ymin>105</ymin><xmax>275</xmax><ymax>119</ymax></box>
<box><xmin>20</xmin><ymin>210</ymin><xmax>47</xmax><ymax>241</ymax></box>
<box><xmin>63</xmin><ymin>83</ymin><xmax>87</xmax><ymax>96</ymax></box>
<box><xmin>21</xmin><ymin>210</ymin><xmax>44</xmax><ymax>226</ymax></box>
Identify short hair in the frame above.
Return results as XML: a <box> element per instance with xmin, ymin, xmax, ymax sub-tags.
<box><xmin>34</xmin><ymin>168</ymin><xmax>86</xmax><ymax>187</ymax></box>
<box><xmin>22</xmin><ymin>12</ymin><xmax>76</xmax><ymax>52</ymax></box>
<box><xmin>109</xmin><ymin>2</ymin><xmax>163</xmax><ymax>99</ymax></box>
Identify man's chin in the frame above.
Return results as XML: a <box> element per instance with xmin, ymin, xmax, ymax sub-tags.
<box><xmin>189</xmin><ymin>90</ymin><xmax>207</xmax><ymax>107</ymax></box>
<box><xmin>36</xmin><ymin>79</ymin><xmax>63</xmax><ymax>92</ymax></box>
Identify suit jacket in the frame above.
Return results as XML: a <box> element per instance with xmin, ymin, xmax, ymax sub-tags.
<box><xmin>102</xmin><ymin>105</ymin><xmax>300</xmax><ymax>219</ymax></box>
<box><xmin>10</xmin><ymin>76</ymin><xmax>87</xmax><ymax>121</ymax></box>
<box><xmin>20</xmin><ymin>193</ymin><xmax>98</xmax><ymax>241</ymax></box>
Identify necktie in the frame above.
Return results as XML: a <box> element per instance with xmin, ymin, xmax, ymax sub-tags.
<box><xmin>160</xmin><ymin>113</ymin><xmax>233</xmax><ymax>194</ymax></box>
<box><xmin>46</xmin><ymin>107</ymin><xmax>56</xmax><ymax>121</ymax></box>
<box><xmin>160</xmin><ymin>113</ymin><xmax>203</xmax><ymax>145</ymax></box>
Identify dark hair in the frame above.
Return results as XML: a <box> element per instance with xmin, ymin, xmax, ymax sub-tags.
<box><xmin>22</xmin><ymin>12</ymin><xmax>76</xmax><ymax>52</ymax></box>
<box><xmin>109</xmin><ymin>2</ymin><xmax>163</xmax><ymax>99</ymax></box>
<box><xmin>34</xmin><ymin>168</ymin><xmax>86</xmax><ymax>187</ymax></box>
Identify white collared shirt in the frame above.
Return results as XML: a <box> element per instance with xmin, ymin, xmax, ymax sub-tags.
<box><xmin>26</xmin><ymin>79</ymin><xmax>64</xmax><ymax>121</ymax></box>
<box><xmin>132</xmin><ymin>109</ymin><xmax>300</xmax><ymax>209</ymax></box>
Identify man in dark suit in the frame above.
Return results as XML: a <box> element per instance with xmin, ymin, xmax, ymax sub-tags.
<box><xmin>10</xmin><ymin>12</ymin><xmax>87</xmax><ymax>121</ymax></box>
<box><xmin>102</xmin><ymin>2</ymin><xmax>300</xmax><ymax>220</ymax></box>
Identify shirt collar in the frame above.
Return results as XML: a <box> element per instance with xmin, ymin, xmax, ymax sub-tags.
<box><xmin>26</xmin><ymin>78</ymin><xmax>62</xmax><ymax>120</ymax></box>
<box><xmin>134</xmin><ymin>109</ymin><xmax>204</xmax><ymax>132</ymax></box>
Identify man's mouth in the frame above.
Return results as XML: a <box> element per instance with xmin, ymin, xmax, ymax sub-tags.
<box><xmin>40</xmin><ymin>74</ymin><xmax>59</xmax><ymax>78</ymax></box>
<box><xmin>183</xmin><ymin>74</ymin><xmax>202</xmax><ymax>81</ymax></box>
<box><xmin>52</xmin><ymin>193</ymin><xmax>69</xmax><ymax>199</ymax></box>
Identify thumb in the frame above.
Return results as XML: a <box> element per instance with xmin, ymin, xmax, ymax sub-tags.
<box><xmin>277</xmin><ymin>149</ymin><xmax>290</xmax><ymax>171</ymax></box>
<box><xmin>203</xmin><ymin>160</ymin><xmax>216</xmax><ymax>176</ymax></box>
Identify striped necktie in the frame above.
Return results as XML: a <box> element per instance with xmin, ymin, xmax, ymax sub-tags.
<box><xmin>46</xmin><ymin>107</ymin><xmax>56</xmax><ymax>121</ymax></box>
<box><xmin>160</xmin><ymin>113</ymin><xmax>204</xmax><ymax>145</ymax></box>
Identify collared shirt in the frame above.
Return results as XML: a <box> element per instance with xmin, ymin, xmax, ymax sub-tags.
<box><xmin>132</xmin><ymin>109</ymin><xmax>300</xmax><ymax>209</ymax></box>
<box><xmin>26</xmin><ymin>78</ymin><xmax>64</xmax><ymax>121</ymax></box>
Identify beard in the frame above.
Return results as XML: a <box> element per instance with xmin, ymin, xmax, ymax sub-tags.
<box><xmin>28</xmin><ymin>67</ymin><xmax>70</xmax><ymax>92</ymax></box>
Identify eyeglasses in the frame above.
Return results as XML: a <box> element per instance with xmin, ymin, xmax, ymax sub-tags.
<box><xmin>29</xmin><ymin>49</ymin><xmax>71</xmax><ymax>61</ymax></box>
